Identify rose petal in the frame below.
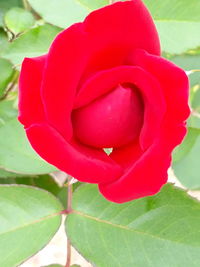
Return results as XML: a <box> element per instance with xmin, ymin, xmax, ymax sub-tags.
<box><xmin>99</xmin><ymin>123</ymin><xmax>187</xmax><ymax>203</ymax></box>
<box><xmin>131</xmin><ymin>49</ymin><xmax>190</xmax><ymax>122</ymax></box>
<box><xmin>18</xmin><ymin>56</ymin><xmax>46</xmax><ymax>127</ymax></box>
<box><xmin>78</xmin><ymin>0</ymin><xmax>160</xmax><ymax>83</ymax></box>
<box><xmin>83</xmin><ymin>0</ymin><xmax>160</xmax><ymax>56</ymax></box>
<box><xmin>26</xmin><ymin>123</ymin><xmax>123</xmax><ymax>183</ymax></box>
<box><xmin>41</xmin><ymin>23</ymin><xmax>89</xmax><ymax>140</ymax></box>
<box><xmin>110</xmin><ymin>140</ymin><xmax>143</xmax><ymax>170</ymax></box>
<box><xmin>74</xmin><ymin>66</ymin><xmax>166</xmax><ymax>150</ymax></box>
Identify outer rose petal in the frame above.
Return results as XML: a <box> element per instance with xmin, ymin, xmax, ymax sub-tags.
<box><xmin>26</xmin><ymin>123</ymin><xmax>122</xmax><ymax>183</ymax></box>
<box><xmin>41</xmin><ymin>1</ymin><xmax>160</xmax><ymax>140</ymax></box>
<box><xmin>79</xmin><ymin>0</ymin><xmax>160</xmax><ymax>82</ymax></box>
<box><xmin>99</xmin><ymin>123</ymin><xmax>187</xmax><ymax>203</ymax></box>
<box><xmin>83</xmin><ymin>0</ymin><xmax>160</xmax><ymax>56</ymax></box>
<box><xmin>131</xmin><ymin>49</ymin><xmax>190</xmax><ymax>122</ymax></box>
<box><xmin>41</xmin><ymin>23</ymin><xmax>88</xmax><ymax>140</ymax></box>
<box><xmin>110</xmin><ymin>140</ymin><xmax>143</xmax><ymax>170</ymax></box>
<box><xmin>18</xmin><ymin>56</ymin><xmax>46</xmax><ymax>127</ymax></box>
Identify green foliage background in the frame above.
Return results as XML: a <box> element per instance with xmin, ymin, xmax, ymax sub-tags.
<box><xmin>0</xmin><ymin>1</ymin><xmax>200</xmax><ymax>267</ymax></box>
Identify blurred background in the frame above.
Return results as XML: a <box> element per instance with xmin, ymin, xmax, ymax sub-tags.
<box><xmin>0</xmin><ymin>0</ymin><xmax>200</xmax><ymax>266</ymax></box>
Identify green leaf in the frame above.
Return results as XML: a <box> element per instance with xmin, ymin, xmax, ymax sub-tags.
<box><xmin>56</xmin><ymin>186</ymin><xmax>68</xmax><ymax>209</ymax></box>
<box><xmin>78</xmin><ymin>0</ymin><xmax>109</xmax><ymax>9</ymax></box>
<box><xmin>0</xmin><ymin>168</ymin><xmax>24</xmax><ymax>178</ymax></box>
<box><xmin>29</xmin><ymin>175</ymin><xmax>61</xmax><ymax>195</ymax></box>
<box><xmin>66</xmin><ymin>184</ymin><xmax>200</xmax><ymax>267</ymax></box>
<box><xmin>142</xmin><ymin>0</ymin><xmax>200</xmax><ymax>53</ymax></box>
<box><xmin>170</xmin><ymin>54</ymin><xmax>200</xmax><ymax>87</ymax></box>
<box><xmin>0</xmin><ymin>0</ymin><xmax>22</xmax><ymax>26</ymax></box>
<box><xmin>155</xmin><ymin>21</ymin><xmax>200</xmax><ymax>54</ymax></box>
<box><xmin>0</xmin><ymin>58</ymin><xmax>14</xmax><ymax>97</ymax></box>
<box><xmin>0</xmin><ymin>185</ymin><xmax>62</xmax><ymax>267</ymax></box>
<box><xmin>187</xmin><ymin>115</ymin><xmax>200</xmax><ymax>129</ymax></box>
<box><xmin>0</xmin><ymin>176</ymin><xmax>15</xmax><ymax>183</ymax></box>
<box><xmin>28</xmin><ymin>0</ymin><xmax>89</xmax><ymax>28</ymax></box>
<box><xmin>2</xmin><ymin>24</ymin><xmax>61</xmax><ymax>65</ymax></box>
<box><xmin>15</xmin><ymin>175</ymin><xmax>61</xmax><ymax>195</ymax></box>
<box><xmin>143</xmin><ymin>0</ymin><xmax>200</xmax><ymax>21</ymax></box>
<box><xmin>173</xmin><ymin>128</ymin><xmax>200</xmax><ymax>190</ymax></box>
<box><xmin>27</xmin><ymin>0</ymin><xmax>135</xmax><ymax>29</ymax></box>
<box><xmin>4</xmin><ymin>7</ymin><xmax>35</xmax><ymax>35</ymax></box>
<box><xmin>173</xmin><ymin>127</ymin><xmax>200</xmax><ymax>163</ymax></box>
<box><xmin>0</xmin><ymin>29</ymin><xmax>8</xmax><ymax>56</ymax></box>
<box><xmin>0</xmin><ymin>99</ymin><xmax>17</xmax><ymax>125</ymax></box>
<box><xmin>0</xmin><ymin>175</ymin><xmax>68</xmax><ymax>203</ymax></box>
<box><xmin>192</xmin><ymin>88</ymin><xmax>200</xmax><ymax>112</ymax></box>
<box><xmin>169</xmin><ymin>52</ymin><xmax>200</xmax><ymax>71</ymax></box>
<box><xmin>0</xmin><ymin>118</ymin><xmax>57</xmax><ymax>174</ymax></box>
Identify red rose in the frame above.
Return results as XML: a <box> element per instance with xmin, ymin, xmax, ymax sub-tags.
<box><xmin>18</xmin><ymin>0</ymin><xmax>190</xmax><ymax>203</ymax></box>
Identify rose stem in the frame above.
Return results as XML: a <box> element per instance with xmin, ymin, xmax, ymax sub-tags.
<box><xmin>65</xmin><ymin>176</ymin><xmax>73</xmax><ymax>267</ymax></box>
<box><xmin>22</xmin><ymin>0</ymin><xmax>31</xmax><ymax>10</ymax></box>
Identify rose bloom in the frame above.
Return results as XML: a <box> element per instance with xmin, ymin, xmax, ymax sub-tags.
<box><xmin>18</xmin><ymin>0</ymin><xmax>190</xmax><ymax>203</ymax></box>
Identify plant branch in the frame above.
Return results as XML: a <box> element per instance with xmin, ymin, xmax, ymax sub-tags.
<box><xmin>191</xmin><ymin>69</ymin><xmax>200</xmax><ymax>73</ymax></box>
<box><xmin>0</xmin><ymin>72</ymin><xmax>19</xmax><ymax>101</ymax></box>
<box><xmin>65</xmin><ymin>176</ymin><xmax>73</xmax><ymax>267</ymax></box>
<box><xmin>191</xmin><ymin>109</ymin><xmax>200</xmax><ymax>118</ymax></box>
<box><xmin>22</xmin><ymin>0</ymin><xmax>31</xmax><ymax>11</ymax></box>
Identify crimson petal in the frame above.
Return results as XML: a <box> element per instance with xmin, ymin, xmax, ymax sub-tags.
<box><xmin>26</xmin><ymin>123</ymin><xmax>123</xmax><ymax>183</ymax></box>
<box><xmin>99</xmin><ymin>123</ymin><xmax>187</xmax><ymax>203</ymax></box>
<box><xmin>83</xmin><ymin>0</ymin><xmax>160</xmax><ymax>56</ymax></box>
<box><xmin>18</xmin><ymin>56</ymin><xmax>46</xmax><ymax>127</ymax></box>
<box><xmin>41</xmin><ymin>23</ymin><xmax>89</xmax><ymax>140</ymax></box>
<box><xmin>131</xmin><ymin>49</ymin><xmax>190</xmax><ymax>123</ymax></box>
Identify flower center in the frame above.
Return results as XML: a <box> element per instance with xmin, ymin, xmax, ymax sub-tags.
<box><xmin>72</xmin><ymin>84</ymin><xmax>144</xmax><ymax>148</ymax></box>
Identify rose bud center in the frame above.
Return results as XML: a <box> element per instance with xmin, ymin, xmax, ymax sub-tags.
<box><xmin>72</xmin><ymin>84</ymin><xmax>144</xmax><ymax>148</ymax></box>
